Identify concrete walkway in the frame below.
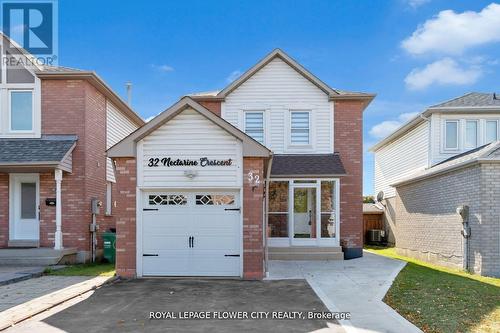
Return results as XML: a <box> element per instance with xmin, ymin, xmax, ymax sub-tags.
<box><xmin>267</xmin><ymin>251</ymin><xmax>422</xmax><ymax>333</ymax></box>
<box><xmin>0</xmin><ymin>266</ymin><xmax>46</xmax><ymax>286</ymax></box>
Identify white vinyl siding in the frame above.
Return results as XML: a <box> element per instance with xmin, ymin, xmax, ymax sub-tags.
<box><xmin>244</xmin><ymin>111</ymin><xmax>264</xmax><ymax>144</ymax></box>
<box><xmin>139</xmin><ymin>108</ymin><xmax>242</xmax><ymax>188</ymax></box>
<box><xmin>374</xmin><ymin>121</ymin><xmax>429</xmax><ymax>198</ymax></box>
<box><xmin>106</xmin><ymin>101</ymin><xmax>139</xmax><ymax>182</ymax></box>
<box><xmin>222</xmin><ymin>57</ymin><xmax>332</xmax><ymax>154</ymax></box>
<box><xmin>290</xmin><ymin>111</ymin><xmax>310</xmax><ymax>145</ymax></box>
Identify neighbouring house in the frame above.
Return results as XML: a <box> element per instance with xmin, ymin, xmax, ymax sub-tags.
<box><xmin>371</xmin><ymin>92</ymin><xmax>500</xmax><ymax>277</ymax></box>
<box><xmin>362</xmin><ymin>203</ymin><xmax>384</xmax><ymax>244</ymax></box>
<box><xmin>108</xmin><ymin>49</ymin><xmax>374</xmax><ymax>279</ymax></box>
<box><xmin>0</xmin><ymin>34</ymin><xmax>144</xmax><ymax>264</ymax></box>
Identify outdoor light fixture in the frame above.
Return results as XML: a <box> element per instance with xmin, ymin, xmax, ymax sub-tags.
<box><xmin>184</xmin><ymin>170</ymin><xmax>198</xmax><ymax>179</ymax></box>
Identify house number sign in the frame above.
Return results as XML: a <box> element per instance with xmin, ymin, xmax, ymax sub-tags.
<box><xmin>147</xmin><ymin>157</ymin><xmax>233</xmax><ymax>167</ymax></box>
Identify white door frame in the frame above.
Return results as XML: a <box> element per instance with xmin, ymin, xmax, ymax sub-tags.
<box><xmin>269</xmin><ymin>178</ymin><xmax>340</xmax><ymax>247</ymax></box>
<box><xmin>9</xmin><ymin>173</ymin><xmax>40</xmax><ymax>241</ymax></box>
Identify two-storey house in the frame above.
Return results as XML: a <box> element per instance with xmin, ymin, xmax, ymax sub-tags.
<box><xmin>109</xmin><ymin>49</ymin><xmax>374</xmax><ymax>279</ymax></box>
<box><xmin>371</xmin><ymin>93</ymin><xmax>500</xmax><ymax>277</ymax></box>
<box><xmin>0</xmin><ymin>34</ymin><xmax>144</xmax><ymax>264</ymax></box>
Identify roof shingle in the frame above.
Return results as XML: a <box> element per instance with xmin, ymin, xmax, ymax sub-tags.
<box><xmin>0</xmin><ymin>135</ymin><xmax>77</xmax><ymax>163</ymax></box>
<box><xmin>271</xmin><ymin>154</ymin><xmax>346</xmax><ymax>177</ymax></box>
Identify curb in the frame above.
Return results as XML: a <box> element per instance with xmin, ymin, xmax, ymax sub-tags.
<box><xmin>0</xmin><ymin>266</ymin><xmax>67</xmax><ymax>287</ymax></box>
<box><xmin>0</xmin><ymin>275</ymin><xmax>117</xmax><ymax>330</ymax></box>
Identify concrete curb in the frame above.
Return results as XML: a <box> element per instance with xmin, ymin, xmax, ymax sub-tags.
<box><xmin>0</xmin><ymin>275</ymin><xmax>117</xmax><ymax>330</ymax></box>
<box><xmin>0</xmin><ymin>266</ymin><xmax>66</xmax><ymax>287</ymax></box>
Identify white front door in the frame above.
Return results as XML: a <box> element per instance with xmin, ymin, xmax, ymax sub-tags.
<box><xmin>141</xmin><ymin>190</ymin><xmax>241</xmax><ymax>277</ymax></box>
<box><xmin>10</xmin><ymin>174</ymin><xmax>40</xmax><ymax>241</ymax></box>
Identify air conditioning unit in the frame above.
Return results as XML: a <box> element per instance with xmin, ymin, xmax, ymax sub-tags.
<box><xmin>367</xmin><ymin>229</ymin><xmax>385</xmax><ymax>244</ymax></box>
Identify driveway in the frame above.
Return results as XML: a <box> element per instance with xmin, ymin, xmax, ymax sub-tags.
<box><xmin>8</xmin><ymin>279</ymin><xmax>345</xmax><ymax>333</ymax></box>
<box><xmin>268</xmin><ymin>251</ymin><xmax>422</xmax><ymax>333</ymax></box>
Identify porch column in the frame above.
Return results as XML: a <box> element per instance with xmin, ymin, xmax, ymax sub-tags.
<box><xmin>54</xmin><ymin>169</ymin><xmax>63</xmax><ymax>250</ymax></box>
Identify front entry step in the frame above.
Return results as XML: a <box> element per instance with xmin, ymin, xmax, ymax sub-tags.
<box><xmin>7</xmin><ymin>240</ymin><xmax>39</xmax><ymax>248</ymax></box>
<box><xmin>0</xmin><ymin>248</ymin><xmax>78</xmax><ymax>266</ymax></box>
<box><xmin>268</xmin><ymin>246</ymin><xmax>343</xmax><ymax>260</ymax></box>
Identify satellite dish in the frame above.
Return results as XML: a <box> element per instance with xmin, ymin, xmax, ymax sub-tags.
<box><xmin>376</xmin><ymin>191</ymin><xmax>384</xmax><ymax>202</ymax></box>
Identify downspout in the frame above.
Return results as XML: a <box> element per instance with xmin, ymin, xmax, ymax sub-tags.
<box><xmin>457</xmin><ymin>205</ymin><xmax>471</xmax><ymax>272</ymax></box>
<box><xmin>264</xmin><ymin>153</ymin><xmax>273</xmax><ymax>278</ymax></box>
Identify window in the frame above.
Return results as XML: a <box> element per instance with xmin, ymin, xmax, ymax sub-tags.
<box><xmin>290</xmin><ymin>111</ymin><xmax>310</xmax><ymax>145</ymax></box>
<box><xmin>195</xmin><ymin>194</ymin><xmax>235</xmax><ymax>206</ymax></box>
<box><xmin>445</xmin><ymin>120</ymin><xmax>458</xmax><ymax>149</ymax></box>
<box><xmin>21</xmin><ymin>182</ymin><xmax>36</xmax><ymax>219</ymax></box>
<box><xmin>320</xmin><ymin>181</ymin><xmax>336</xmax><ymax>238</ymax></box>
<box><xmin>149</xmin><ymin>194</ymin><xmax>187</xmax><ymax>206</ymax></box>
<box><xmin>10</xmin><ymin>91</ymin><xmax>33</xmax><ymax>131</ymax></box>
<box><xmin>244</xmin><ymin>111</ymin><xmax>264</xmax><ymax>144</ymax></box>
<box><xmin>105</xmin><ymin>182</ymin><xmax>112</xmax><ymax>215</ymax></box>
<box><xmin>268</xmin><ymin>181</ymin><xmax>289</xmax><ymax>237</ymax></box>
<box><xmin>486</xmin><ymin>120</ymin><xmax>498</xmax><ymax>143</ymax></box>
<box><xmin>465</xmin><ymin>120</ymin><xmax>478</xmax><ymax>148</ymax></box>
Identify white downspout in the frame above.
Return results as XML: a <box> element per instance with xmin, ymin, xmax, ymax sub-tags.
<box><xmin>54</xmin><ymin>169</ymin><xmax>63</xmax><ymax>250</ymax></box>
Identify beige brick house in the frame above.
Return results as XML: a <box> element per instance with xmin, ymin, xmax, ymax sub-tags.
<box><xmin>371</xmin><ymin>93</ymin><xmax>500</xmax><ymax>277</ymax></box>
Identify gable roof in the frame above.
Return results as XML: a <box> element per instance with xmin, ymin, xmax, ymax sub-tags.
<box><xmin>370</xmin><ymin>92</ymin><xmax>500</xmax><ymax>152</ymax></box>
<box><xmin>391</xmin><ymin>141</ymin><xmax>500</xmax><ymax>187</ymax></box>
<box><xmin>0</xmin><ymin>32</ymin><xmax>144</xmax><ymax>126</ymax></box>
<box><xmin>430</xmin><ymin>92</ymin><xmax>500</xmax><ymax>108</ymax></box>
<box><xmin>107</xmin><ymin>97</ymin><xmax>271</xmax><ymax>158</ymax></box>
<box><xmin>188</xmin><ymin>49</ymin><xmax>375</xmax><ymax>102</ymax></box>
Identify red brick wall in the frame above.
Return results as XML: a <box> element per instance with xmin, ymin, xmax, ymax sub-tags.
<box><xmin>39</xmin><ymin>79</ymin><xmax>113</xmax><ymax>256</ymax></box>
<box><xmin>114</xmin><ymin>158</ymin><xmax>137</xmax><ymax>278</ymax></box>
<box><xmin>334</xmin><ymin>99</ymin><xmax>366</xmax><ymax>255</ymax></box>
<box><xmin>0</xmin><ymin>174</ymin><xmax>8</xmax><ymax>247</ymax></box>
<box><xmin>243</xmin><ymin>157</ymin><xmax>265</xmax><ymax>279</ymax></box>
<box><xmin>198</xmin><ymin>100</ymin><xmax>221</xmax><ymax>116</ymax></box>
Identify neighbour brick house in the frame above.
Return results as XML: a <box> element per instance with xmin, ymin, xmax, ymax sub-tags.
<box><xmin>0</xmin><ymin>37</ymin><xmax>144</xmax><ymax>263</ymax></box>
<box><xmin>109</xmin><ymin>49</ymin><xmax>374</xmax><ymax>279</ymax></box>
<box><xmin>371</xmin><ymin>93</ymin><xmax>500</xmax><ymax>277</ymax></box>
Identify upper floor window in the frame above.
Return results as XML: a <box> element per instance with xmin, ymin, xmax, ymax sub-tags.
<box><xmin>290</xmin><ymin>111</ymin><xmax>310</xmax><ymax>145</ymax></box>
<box><xmin>485</xmin><ymin>120</ymin><xmax>498</xmax><ymax>143</ymax></box>
<box><xmin>445</xmin><ymin>120</ymin><xmax>458</xmax><ymax>150</ymax></box>
<box><xmin>465</xmin><ymin>120</ymin><xmax>478</xmax><ymax>149</ymax></box>
<box><xmin>10</xmin><ymin>90</ymin><xmax>33</xmax><ymax>131</ymax></box>
<box><xmin>244</xmin><ymin>111</ymin><xmax>264</xmax><ymax>144</ymax></box>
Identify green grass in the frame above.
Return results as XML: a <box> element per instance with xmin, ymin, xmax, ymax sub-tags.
<box><xmin>365</xmin><ymin>246</ymin><xmax>500</xmax><ymax>333</ymax></box>
<box><xmin>45</xmin><ymin>262</ymin><xmax>115</xmax><ymax>277</ymax></box>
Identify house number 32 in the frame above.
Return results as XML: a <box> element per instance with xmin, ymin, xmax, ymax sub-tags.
<box><xmin>247</xmin><ymin>171</ymin><xmax>261</xmax><ymax>187</ymax></box>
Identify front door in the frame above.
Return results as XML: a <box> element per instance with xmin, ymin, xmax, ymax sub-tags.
<box><xmin>10</xmin><ymin>174</ymin><xmax>40</xmax><ymax>241</ymax></box>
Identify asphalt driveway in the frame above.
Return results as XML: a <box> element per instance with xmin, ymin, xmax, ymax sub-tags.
<box><xmin>35</xmin><ymin>279</ymin><xmax>344</xmax><ymax>333</ymax></box>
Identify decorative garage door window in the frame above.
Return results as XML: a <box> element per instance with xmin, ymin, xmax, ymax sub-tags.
<box><xmin>148</xmin><ymin>194</ymin><xmax>188</xmax><ymax>206</ymax></box>
<box><xmin>195</xmin><ymin>194</ymin><xmax>235</xmax><ymax>206</ymax></box>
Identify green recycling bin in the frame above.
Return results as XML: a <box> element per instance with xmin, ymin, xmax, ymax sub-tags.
<box><xmin>102</xmin><ymin>232</ymin><xmax>116</xmax><ymax>263</ymax></box>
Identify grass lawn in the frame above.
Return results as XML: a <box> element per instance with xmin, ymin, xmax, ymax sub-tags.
<box><xmin>365</xmin><ymin>246</ymin><xmax>500</xmax><ymax>333</ymax></box>
<box><xmin>45</xmin><ymin>262</ymin><xmax>115</xmax><ymax>277</ymax></box>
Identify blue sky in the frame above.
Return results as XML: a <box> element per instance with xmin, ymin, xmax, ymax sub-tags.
<box><xmin>57</xmin><ymin>0</ymin><xmax>500</xmax><ymax>195</ymax></box>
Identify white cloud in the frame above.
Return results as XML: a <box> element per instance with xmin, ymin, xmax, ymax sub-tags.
<box><xmin>402</xmin><ymin>3</ymin><xmax>500</xmax><ymax>55</ymax></box>
<box><xmin>370</xmin><ymin>112</ymin><xmax>419</xmax><ymax>139</ymax></box>
<box><xmin>151</xmin><ymin>64</ymin><xmax>174</xmax><ymax>73</ymax></box>
<box><xmin>406</xmin><ymin>0</ymin><xmax>431</xmax><ymax>9</ymax></box>
<box><xmin>405</xmin><ymin>57</ymin><xmax>482</xmax><ymax>90</ymax></box>
<box><xmin>226</xmin><ymin>70</ymin><xmax>242</xmax><ymax>83</ymax></box>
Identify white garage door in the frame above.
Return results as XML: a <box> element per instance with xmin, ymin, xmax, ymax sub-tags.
<box><xmin>141</xmin><ymin>191</ymin><xmax>241</xmax><ymax>277</ymax></box>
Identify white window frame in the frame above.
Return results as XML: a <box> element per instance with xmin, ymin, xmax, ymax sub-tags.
<box><xmin>464</xmin><ymin>119</ymin><xmax>479</xmax><ymax>149</ymax></box>
<box><xmin>444</xmin><ymin>120</ymin><xmax>459</xmax><ymax>151</ymax></box>
<box><xmin>9</xmin><ymin>89</ymin><xmax>35</xmax><ymax>133</ymax></box>
<box><xmin>485</xmin><ymin>120</ymin><xmax>499</xmax><ymax>143</ymax></box>
<box><xmin>267</xmin><ymin>178</ymin><xmax>340</xmax><ymax>247</ymax></box>
<box><xmin>243</xmin><ymin>110</ymin><xmax>265</xmax><ymax>145</ymax></box>
<box><xmin>289</xmin><ymin>110</ymin><xmax>312</xmax><ymax>147</ymax></box>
